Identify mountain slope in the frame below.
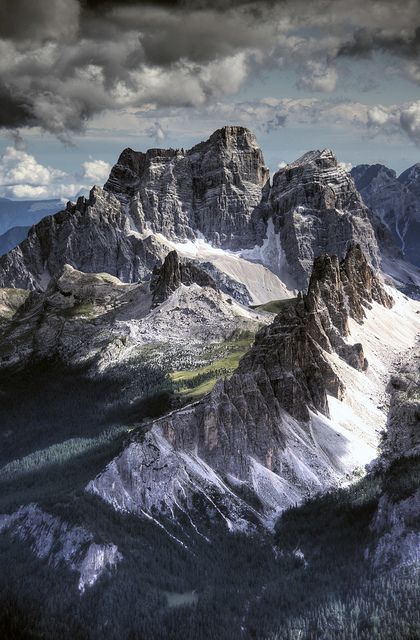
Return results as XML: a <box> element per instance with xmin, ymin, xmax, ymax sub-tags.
<box><xmin>352</xmin><ymin>162</ymin><xmax>420</xmax><ymax>267</ymax></box>
<box><xmin>87</xmin><ymin>245</ymin><xmax>400</xmax><ymax>527</ymax></box>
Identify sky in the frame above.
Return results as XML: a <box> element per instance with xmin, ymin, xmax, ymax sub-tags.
<box><xmin>0</xmin><ymin>0</ymin><xmax>419</xmax><ymax>200</ymax></box>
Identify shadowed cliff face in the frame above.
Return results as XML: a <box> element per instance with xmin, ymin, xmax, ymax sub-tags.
<box><xmin>88</xmin><ymin>245</ymin><xmax>394</xmax><ymax>524</ymax></box>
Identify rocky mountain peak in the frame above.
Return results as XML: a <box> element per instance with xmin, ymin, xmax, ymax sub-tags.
<box><xmin>398</xmin><ymin>162</ymin><xmax>420</xmax><ymax>198</ymax></box>
<box><xmin>240</xmin><ymin>245</ymin><xmax>392</xmax><ymax>421</ymax></box>
<box><xmin>268</xmin><ymin>148</ymin><xmax>381</xmax><ymax>289</ymax></box>
<box><xmin>103</xmin><ymin>125</ymin><xmax>269</xmax><ymax>250</ymax></box>
<box><xmin>203</xmin><ymin>125</ymin><xmax>261</xmax><ymax>152</ymax></box>
<box><xmin>285</xmin><ymin>148</ymin><xmax>337</xmax><ymax>171</ymax></box>
<box><xmin>351</xmin><ymin>164</ymin><xmax>397</xmax><ymax>190</ymax></box>
<box><xmin>150</xmin><ymin>250</ymin><xmax>217</xmax><ymax>305</ymax></box>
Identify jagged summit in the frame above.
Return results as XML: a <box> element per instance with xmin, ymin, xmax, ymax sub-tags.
<box><xmin>285</xmin><ymin>148</ymin><xmax>337</xmax><ymax>170</ymax></box>
<box><xmin>150</xmin><ymin>250</ymin><xmax>217</xmax><ymax>306</ymax></box>
<box><xmin>88</xmin><ymin>245</ymin><xmax>394</xmax><ymax>525</ymax></box>
<box><xmin>267</xmin><ymin>148</ymin><xmax>381</xmax><ymax>288</ymax></box>
<box><xmin>103</xmin><ymin>124</ymin><xmax>269</xmax><ymax>249</ymax></box>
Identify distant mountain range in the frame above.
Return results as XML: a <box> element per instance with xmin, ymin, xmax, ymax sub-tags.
<box><xmin>351</xmin><ymin>162</ymin><xmax>420</xmax><ymax>267</ymax></box>
<box><xmin>0</xmin><ymin>197</ymin><xmax>64</xmax><ymax>256</ymax></box>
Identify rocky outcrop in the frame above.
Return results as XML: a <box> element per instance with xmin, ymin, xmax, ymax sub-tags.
<box><xmin>238</xmin><ymin>244</ymin><xmax>392</xmax><ymax>420</ymax></box>
<box><xmin>88</xmin><ymin>245</ymin><xmax>393</xmax><ymax>525</ymax></box>
<box><xmin>380</xmin><ymin>342</ymin><xmax>420</xmax><ymax>466</ymax></box>
<box><xmin>150</xmin><ymin>250</ymin><xmax>217</xmax><ymax>305</ymax></box>
<box><xmin>0</xmin><ymin>187</ymin><xmax>169</xmax><ymax>291</ymax></box>
<box><xmin>105</xmin><ymin>126</ymin><xmax>269</xmax><ymax>250</ymax></box>
<box><xmin>352</xmin><ymin>163</ymin><xmax>420</xmax><ymax>267</ymax></box>
<box><xmin>369</xmin><ymin>490</ymin><xmax>420</xmax><ymax>569</ymax></box>
<box><xmin>267</xmin><ymin>149</ymin><xmax>381</xmax><ymax>288</ymax></box>
<box><xmin>0</xmin><ymin>503</ymin><xmax>121</xmax><ymax>593</ymax></box>
<box><xmin>0</xmin><ymin>263</ymin><xmax>266</xmax><ymax>374</ymax></box>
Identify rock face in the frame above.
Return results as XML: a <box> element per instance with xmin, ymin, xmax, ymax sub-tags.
<box><xmin>150</xmin><ymin>250</ymin><xmax>217</xmax><ymax>305</ymax></box>
<box><xmin>0</xmin><ymin>187</ymin><xmax>169</xmax><ymax>291</ymax></box>
<box><xmin>105</xmin><ymin>126</ymin><xmax>269</xmax><ymax>249</ymax></box>
<box><xmin>267</xmin><ymin>149</ymin><xmax>381</xmax><ymax>289</ymax></box>
<box><xmin>88</xmin><ymin>246</ymin><xmax>393</xmax><ymax>525</ymax></box>
<box><xmin>367</xmin><ymin>342</ymin><xmax>420</xmax><ymax>570</ymax></box>
<box><xmin>237</xmin><ymin>244</ymin><xmax>393</xmax><ymax>421</ymax></box>
<box><xmin>380</xmin><ymin>343</ymin><xmax>420</xmax><ymax>466</ymax></box>
<box><xmin>351</xmin><ymin>163</ymin><xmax>420</xmax><ymax>267</ymax></box>
<box><xmin>0</xmin><ymin>130</ymin><xmax>386</xmax><ymax>297</ymax></box>
<box><xmin>0</xmin><ymin>503</ymin><xmax>121</xmax><ymax>593</ymax></box>
<box><xmin>0</xmin><ymin>263</ymin><xmax>266</xmax><ymax>374</ymax></box>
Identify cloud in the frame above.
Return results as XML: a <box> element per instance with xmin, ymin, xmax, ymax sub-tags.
<box><xmin>0</xmin><ymin>146</ymin><xmax>90</xmax><ymax>199</ymax></box>
<box><xmin>146</xmin><ymin>121</ymin><xmax>167</xmax><ymax>145</ymax></box>
<box><xmin>82</xmin><ymin>158</ymin><xmax>111</xmax><ymax>183</ymax></box>
<box><xmin>297</xmin><ymin>62</ymin><xmax>338</xmax><ymax>92</ymax></box>
<box><xmin>398</xmin><ymin>103</ymin><xmax>420</xmax><ymax>144</ymax></box>
<box><xmin>0</xmin><ymin>147</ymin><xmax>65</xmax><ymax>186</ymax></box>
<box><xmin>0</xmin><ymin>0</ymin><xmax>419</xmax><ymax>139</ymax></box>
<box><xmin>193</xmin><ymin>95</ymin><xmax>420</xmax><ymax>147</ymax></box>
<box><xmin>0</xmin><ymin>0</ymin><xmax>80</xmax><ymax>42</ymax></box>
<box><xmin>338</xmin><ymin>161</ymin><xmax>353</xmax><ymax>172</ymax></box>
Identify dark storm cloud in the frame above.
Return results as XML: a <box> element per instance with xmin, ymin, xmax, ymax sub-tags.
<box><xmin>338</xmin><ymin>27</ymin><xmax>420</xmax><ymax>60</ymax></box>
<box><xmin>0</xmin><ymin>0</ymin><xmax>419</xmax><ymax>139</ymax></box>
<box><xmin>0</xmin><ymin>0</ymin><xmax>80</xmax><ymax>42</ymax></box>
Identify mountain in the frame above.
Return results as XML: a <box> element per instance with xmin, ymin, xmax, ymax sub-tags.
<box><xmin>0</xmin><ymin>128</ymin><xmax>418</xmax><ymax>639</ymax></box>
<box><xmin>0</xmin><ymin>128</ymin><xmax>386</xmax><ymax>295</ymax></box>
<box><xmin>398</xmin><ymin>162</ymin><xmax>420</xmax><ymax>197</ymax></box>
<box><xmin>104</xmin><ymin>125</ymin><xmax>269</xmax><ymax>250</ymax></box>
<box><xmin>351</xmin><ymin>162</ymin><xmax>420</xmax><ymax>267</ymax></box>
<box><xmin>266</xmin><ymin>149</ymin><xmax>381</xmax><ymax>289</ymax></box>
<box><xmin>0</xmin><ymin>225</ymin><xmax>29</xmax><ymax>255</ymax></box>
<box><xmin>0</xmin><ymin>197</ymin><xmax>63</xmax><ymax>235</ymax></box>
<box><xmin>87</xmin><ymin>245</ymin><xmax>394</xmax><ymax>526</ymax></box>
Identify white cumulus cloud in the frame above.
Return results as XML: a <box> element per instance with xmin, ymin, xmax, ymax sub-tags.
<box><xmin>0</xmin><ymin>145</ymin><xmax>90</xmax><ymax>200</ymax></box>
<box><xmin>82</xmin><ymin>159</ymin><xmax>111</xmax><ymax>184</ymax></box>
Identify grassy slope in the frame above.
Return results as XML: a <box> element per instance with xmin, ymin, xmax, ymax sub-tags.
<box><xmin>250</xmin><ymin>297</ymin><xmax>297</xmax><ymax>314</ymax></box>
<box><xmin>170</xmin><ymin>334</ymin><xmax>255</xmax><ymax>400</ymax></box>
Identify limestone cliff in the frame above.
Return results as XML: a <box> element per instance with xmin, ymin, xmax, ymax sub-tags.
<box><xmin>267</xmin><ymin>149</ymin><xmax>381</xmax><ymax>288</ymax></box>
<box><xmin>88</xmin><ymin>245</ymin><xmax>393</xmax><ymax>524</ymax></box>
